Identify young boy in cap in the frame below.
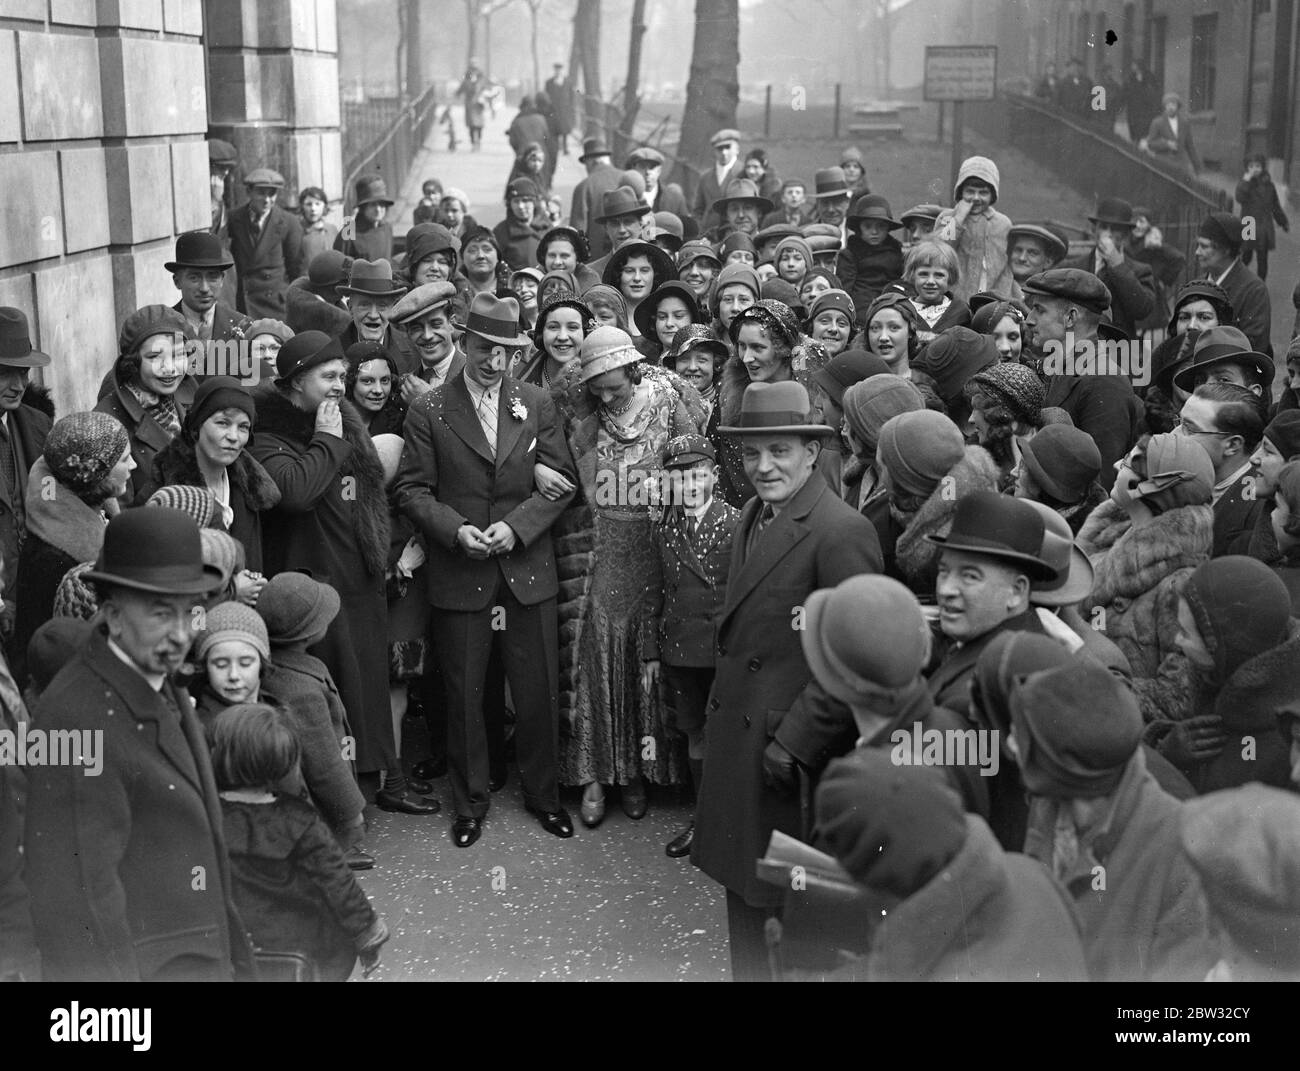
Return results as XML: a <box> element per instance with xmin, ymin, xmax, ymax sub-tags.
<box><xmin>934</xmin><ymin>156</ymin><xmax>1017</xmax><ymax>304</ymax></box>
<box><xmin>644</xmin><ymin>434</ymin><xmax>741</xmax><ymax>859</ymax></box>
<box><xmin>693</xmin><ymin>128</ymin><xmax>745</xmax><ymax>233</ymax></box>
<box><xmin>229</xmin><ymin>167</ymin><xmax>304</xmax><ymax>319</ymax></box>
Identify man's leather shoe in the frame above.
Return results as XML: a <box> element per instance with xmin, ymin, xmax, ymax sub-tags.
<box><xmin>528</xmin><ymin>806</ymin><xmax>574</xmax><ymax>838</ymax></box>
<box><xmin>406</xmin><ymin>775</ymin><xmax>435</xmax><ymax>796</ymax></box>
<box><xmin>665</xmin><ymin>823</ymin><xmax>694</xmax><ymax>858</ymax></box>
<box><xmin>489</xmin><ymin>763</ymin><xmax>508</xmax><ymax>792</ymax></box>
<box><xmin>412</xmin><ymin>757</ymin><xmax>447</xmax><ymax>781</ymax></box>
<box><xmin>452</xmin><ymin>815</ymin><xmax>483</xmax><ymax>848</ymax></box>
<box><xmin>345</xmin><ymin>846</ymin><xmax>375</xmax><ymax>871</ymax></box>
<box><xmin>375</xmin><ymin>789</ymin><xmax>440</xmax><ymax>815</ymax></box>
<box><xmin>621</xmin><ymin>777</ymin><xmax>648</xmax><ymax>820</ymax></box>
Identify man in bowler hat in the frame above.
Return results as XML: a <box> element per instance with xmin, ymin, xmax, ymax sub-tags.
<box><xmin>24</xmin><ymin>508</ymin><xmax>253</xmax><ymax>980</ymax></box>
<box><xmin>0</xmin><ymin>308</ymin><xmax>51</xmax><ymax>639</ymax></box>
<box><xmin>1058</xmin><ymin>198</ymin><xmax>1156</xmax><ymax>337</ymax></box>
<box><xmin>570</xmin><ymin>138</ymin><xmax>622</xmax><ymax>258</ymax></box>
<box><xmin>229</xmin><ymin>167</ymin><xmax>304</xmax><ymax>319</ymax></box>
<box><xmin>692</xmin><ymin>380</ymin><xmax>882</xmax><ymax>981</ymax></box>
<box><xmin>166</xmin><ymin>230</ymin><xmax>251</xmax><ymax>352</ymax></box>
<box><xmin>396</xmin><ymin>293</ymin><xmax>578</xmax><ymax>848</ymax></box>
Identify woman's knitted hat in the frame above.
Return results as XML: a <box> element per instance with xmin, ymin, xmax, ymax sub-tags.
<box><xmin>812</xmin><ymin>349</ymin><xmax>889</xmax><ymax>407</ymax></box>
<box><xmin>200</xmin><ymin>529</ymin><xmax>242</xmax><ymax>588</ymax></box>
<box><xmin>44</xmin><ymin>412</ymin><xmax>130</xmax><ymax>496</ymax></box>
<box><xmin>970</xmin><ymin>299</ymin><xmax>1027</xmax><ymax>336</ymax></box>
<box><xmin>912</xmin><ymin>326</ymin><xmax>998</xmax><ymax>405</ymax></box>
<box><xmin>52</xmin><ymin>561</ymin><xmax>99</xmax><ymax>620</ymax></box>
<box><xmin>815</xmin><ymin>748</ymin><xmax>967</xmax><ymax>893</ymax></box>
<box><xmin>877</xmin><ymin>410</ymin><xmax>965</xmax><ymax>498</ymax></box>
<box><xmin>195</xmin><ymin>600</ymin><xmax>271</xmax><ymax>662</ymax></box>
<box><xmin>580</xmin><ymin>284</ymin><xmax>629</xmax><ymax>330</ymax></box>
<box><xmin>808</xmin><ymin>288</ymin><xmax>857</xmax><ymax>325</ymax></box>
<box><xmin>718</xmin><ymin>232</ymin><xmax>756</xmax><ymax>261</ymax></box>
<box><xmin>727</xmin><ymin>298</ymin><xmax>802</xmax><ymax>349</ymax></box>
<box><xmin>1181</xmin><ymin>556</ymin><xmax>1292</xmax><ymax>684</ymax></box>
<box><xmin>1010</xmin><ymin>660</ymin><xmax>1143</xmax><ymax>799</ymax></box>
<box><xmin>968</xmin><ymin>362</ymin><xmax>1046</xmax><ymax>426</ymax></box>
<box><xmin>953</xmin><ymin>155</ymin><xmax>1000</xmax><ymax>203</ymax></box>
<box><xmin>184</xmin><ymin>376</ymin><xmax>257</xmax><ymax>442</ymax></box>
<box><xmin>1166</xmin><ymin>280</ymin><xmax>1233</xmax><ymax>336</ymax></box>
<box><xmin>26</xmin><ymin>617</ymin><xmax>94</xmax><ymax>694</ymax></box>
<box><xmin>147</xmin><ymin>485</ymin><xmax>217</xmax><ymax>529</ymax></box>
<box><xmin>118</xmin><ymin>304</ymin><xmax>192</xmax><ymax>357</ymax></box>
<box><xmin>840</xmin><ymin>374</ymin><xmax>925</xmax><ymax>453</ymax></box>
<box><xmin>772</xmin><ymin>235</ymin><xmax>813</xmax><ymax>271</ymax></box>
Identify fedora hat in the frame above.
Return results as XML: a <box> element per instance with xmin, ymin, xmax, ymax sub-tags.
<box><xmin>354</xmin><ymin>173</ymin><xmax>394</xmax><ymax>207</ymax></box>
<box><xmin>274</xmin><ymin>330</ymin><xmax>341</xmax><ymax>385</ymax></box>
<box><xmin>594</xmin><ymin>185</ymin><xmax>653</xmax><ymax>223</ymax></box>
<box><xmin>710</xmin><ymin>178</ymin><xmax>774</xmax><ymax>217</ymax></box>
<box><xmin>244</xmin><ymin>167</ymin><xmax>285</xmax><ymax>189</ymax></box>
<box><xmin>718</xmin><ymin>381</ymin><xmax>836</xmax><ymax>438</ymax></box>
<box><xmin>578</xmin><ymin>138</ymin><xmax>612</xmax><ymax>162</ymax></box>
<box><xmin>1173</xmin><ymin>325</ymin><xmax>1274</xmax><ymax>393</ymax></box>
<box><xmin>846</xmin><ymin>194</ymin><xmax>901</xmax><ymax>230</ymax></box>
<box><xmin>338</xmin><ymin>258</ymin><xmax>408</xmax><ymax>298</ymax></box>
<box><xmin>0</xmin><ymin>307</ymin><xmax>51</xmax><ymax>368</ymax></box>
<box><xmin>456</xmin><ymin>292</ymin><xmax>531</xmax><ymax>347</ymax></box>
<box><xmin>926</xmin><ymin>490</ymin><xmax>1059</xmax><ymax>581</ymax></box>
<box><xmin>84</xmin><ymin>507</ymin><xmax>224</xmax><ymax>596</ymax></box>
<box><xmin>1021</xmin><ymin>500</ymin><xmax>1094</xmax><ymax>607</ymax></box>
<box><xmin>1087</xmin><ymin>196</ymin><xmax>1136</xmax><ymax>229</ymax></box>
<box><xmin>577</xmin><ymin>325</ymin><xmax>642</xmax><ymax>383</ymax></box>
<box><xmin>164</xmin><ymin>230</ymin><xmax>234</xmax><ymax>273</ymax></box>
<box><xmin>812</xmin><ymin>167</ymin><xmax>851</xmax><ymax>200</ymax></box>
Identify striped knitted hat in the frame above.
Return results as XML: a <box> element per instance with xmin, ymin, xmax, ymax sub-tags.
<box><xmin>147</xmin><ymin>485</ymin><xmax>217</xmax><ymax>529</ymax></box>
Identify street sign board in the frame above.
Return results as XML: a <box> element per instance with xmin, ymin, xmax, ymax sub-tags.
<box><xmin>924</xmin><ymin>45</ymin><xmax>998</xmax><ymax>102</ymax></box>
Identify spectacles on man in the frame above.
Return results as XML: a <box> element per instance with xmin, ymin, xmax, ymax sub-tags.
<box><xmin>1176</xmin><ymin>418</ymin><xmax>1231</xmax><ymax>438</ymax></box>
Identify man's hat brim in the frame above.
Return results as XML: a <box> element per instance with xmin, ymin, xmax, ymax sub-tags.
<box><xmin>165</xmin><ymin>257</ymin><xmax>234</xmax><ymax>273</ymax></box>
<box><xmin>0</xmin><ymin>349</ymin><xmax>51</xmax><ymax>369</ymax></box>
<box><xmin>338</xmin><ymin>283</ymin><xmax>409</xmax><ymax>297</ymax></box>
<box><xmin>1029</xmin><ymin>545</ymin><xmax>1095</xmax><ymax>607</ymax></box>
<box><xmin>717</xmin><ymin>422</ymin><xmax>836</xmax><ymax>438</ymax></box>
<box><xmin>924</xmin><ymin>532</ymin><xmax>1059</xmax><ymax>581</ymax></box>
<box><xmin>82</xmin><ymin>562</ymin><xmax>225</xmax><ymax>597</ymax></box>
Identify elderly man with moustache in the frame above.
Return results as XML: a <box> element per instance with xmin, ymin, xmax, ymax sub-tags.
<box><xmin>331</xmin><ymin>259</ymin><xmax>420</xmax><ymax>376</ymax></box>
<box><xmin>24</xmin><ymin>508</ymin><xmax>253</xmax><ymax>981</ymax></box>
<box><xmin>692</xmin><ymin>380</ymin><xmax>882</xmax><ymax>981</ymax></box>
<box><xmin>229</xmin><ymin>167</ymin><xmax>304</xmax><ymax>320</ymax></box>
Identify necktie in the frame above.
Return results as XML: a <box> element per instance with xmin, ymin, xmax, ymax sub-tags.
<box><xmin>748</xmin><ymin>504</ymin><xmax>774</xmax><ymax>557</ymax></box>
<box><xmin>477</xmin><ymin>389</ymin><xmax>498</xmax><ymax>459</ymax></box>
<box><xmin>0</xmin><ymin>424</ymin><xmax>16</xmax><ymax>496</ymax></box>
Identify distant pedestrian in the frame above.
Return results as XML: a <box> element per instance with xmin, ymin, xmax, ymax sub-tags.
<box><xmin>229</xmin><ymin>168</ymin><xmax>304</xmax><ymax>319</ymax></box>
<box><xmin>1235</xmin><ymin>154</ymin><xmax>1289</xmax><ymax>281</ymax></box>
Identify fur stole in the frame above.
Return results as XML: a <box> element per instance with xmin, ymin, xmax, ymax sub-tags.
<box><xmin>893</xmin><ymin>446</ymin><xmax>1001</xmax><ymax>587</ymax></box>
<box><xmin>254</xmin><ymin>390</ymin><xmax>390</xmax><ymax>578</ymax></box>
<box><xmin>1083</xmin><ymin>501</ymin><xmax>1213</xmax><ymax>606</ymax></box>
<box><xmin>149</xmin><ymin>435</ymin><xmax>282</xmax><ymax>513</ymax></box>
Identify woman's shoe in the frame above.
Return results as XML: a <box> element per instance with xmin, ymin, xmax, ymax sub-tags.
<box><xmin>580</xmin><ymin>783</ymin><xmax>606</xmax><ymax>828</ymax></box>
<box><xmin>621</xmin><ymin>776</ymin><xmax>648</xmax><ymax>820</ymax></box>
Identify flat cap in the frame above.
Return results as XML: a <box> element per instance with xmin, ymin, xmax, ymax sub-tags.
<box><xmin>626</xmin><ymin>145</ymin><xmax>665</xmax><ymax>167</ymax></box>
<box><xmin>244</xmin><ymin>167</ymin><xmax>285</xmax><ymax>189</ymax></box>
<box><xmin>1021</xmin><ymin>268</ymin><xmax>1111</xmax><ymax>314</ymax></box>
<box><xmin>389</xmin><ymin>281</ymin><xmax>458</xmax><ymax>324</ymax></box>
<box><xmin>709</xmin><ymin>128</ymin><xmax>742</xmax><ymax>147</ymax></box>
<box><xmin>662</xmin><ymin>432</ymin><xmax>716</xmax><ymax>468</ymax></box>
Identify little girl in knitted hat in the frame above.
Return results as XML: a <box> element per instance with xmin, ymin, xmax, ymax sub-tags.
<box><xmin>934</xmin><ymin>156</ymin><xmax>1019</xmax><ymax>305</ymax></box>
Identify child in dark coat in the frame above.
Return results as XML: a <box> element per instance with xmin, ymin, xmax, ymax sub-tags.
<box><xmin>213</xmin><ymin>703</ymin><xmax>389</xmax><ymax>981</ymax></box>
<box><xmin>644</xmin><ymin>434</ymin><xmax>741</xmax><ymax>858</ymax></box>
<box><xmin>836</xmin><ymin>195</ymin><xmax>905</xmax><ymax>324</ymax></box>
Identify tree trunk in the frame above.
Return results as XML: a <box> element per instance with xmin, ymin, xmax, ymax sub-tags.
<box><xmin>619</xmin><ymin>0</ymin><xmax>648</xmax><ymax>141</ymax></box>
<box><xmin>673</xmin><ymin>0</ymin><xmax>739</xmax><ymax>195</ymax></box>
<box><xmin>573</xmin><ymin>0</ymin><xmax>602</xmax><ymax>137</ymax></box>
<box><xmin>529</xmin><ymin>1</ymin><xmax>541</xmax><ymax>93</ymax></box>
<box><xmin>405</xmin><ymin>0</ymin><xmax>423</xmax><ymax>99</ymax></box>
<box><xmin>465</xmin><ymin>0</ymin><xmax>480</xmax><ymax>70</ymax></box>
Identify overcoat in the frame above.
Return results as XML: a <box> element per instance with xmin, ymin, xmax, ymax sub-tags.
<box><xmin>94</xmin><ymin>367</ymin><xmax>198</xmax><ymax>503</ymax></box>
<box><xmin>228</xmin><ymin>203</ymin><xmax>304</xmax><ymax>319</ymax></box>
<box><xmin>691</xmin><ymin>474</ymin><xmax>882</xmax><ymax>907</ymax></box>
<box><xmin>0</xmin><ymin>400</ymin><xmax>49</xmax><ymax>605</ymax></box>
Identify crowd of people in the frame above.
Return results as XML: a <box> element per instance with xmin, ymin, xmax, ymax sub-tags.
<box><xmin>1</xmin><ymin>108</ymin><xmax>1298</xmax><ymax>985</ymax></box>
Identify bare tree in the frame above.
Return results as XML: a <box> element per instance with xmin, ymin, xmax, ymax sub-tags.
<box><xmin>673</xmin><ymin>0</ymin><xmax>739</xmax><ymax>190</ymax></box>
<box><xmin>571</xmin><ymin>0</ymin><xmax>602</xmax><ymax>136</ymax></box>
<box><xmin>404</xmin><ymin>0</ymin><xmax>423</xmax><ymax>99</ymax></box>
<box><xmin>619</xmin><ymin>0</ymin><xmax>649</xmax><ymax>140</ymax></box>
<box><xmin>464</xmin><ymin>0</ymin><xmax>519</xmax><ymax>75</ymax></box>
<box><xmin>523</xmin><ymin>0</ymin><xmax>544</xmax><ymax>92</ymax></box>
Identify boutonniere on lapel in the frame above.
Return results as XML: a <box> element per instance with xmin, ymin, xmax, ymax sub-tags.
<box><xmin>510</xmin><ymin>398</ymin><xmax>528</xmax><ymax>422</ymax></box>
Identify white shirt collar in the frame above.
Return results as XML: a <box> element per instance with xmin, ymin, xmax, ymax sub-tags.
<box><xmin>688</xmin><ymin>495</ymin><xmax>713</xmax><ymax>522</ymax></box>
<box><xmin>107</xmin><ymin>637</ymin><xmax>167</xmax><ymax>692</ymax></box>
<box><xmin>1210</xmin><ymin>262</ymin><xmax>1234</xmax><ymax>287</ymax></box>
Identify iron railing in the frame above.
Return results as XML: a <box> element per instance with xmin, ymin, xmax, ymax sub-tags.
<box><xmin>341</xmin><ymin>82</ymin><xmax>443</xmax><ymax>213</ymax></box>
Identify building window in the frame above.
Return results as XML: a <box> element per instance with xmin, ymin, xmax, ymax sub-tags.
<box><xmin>1190</xmin><ymin>13</ymin><xmax>1218</xmax><ymax>112</ymax></box>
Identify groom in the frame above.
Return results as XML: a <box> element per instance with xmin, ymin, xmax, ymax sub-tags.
<box><xmin>396</xmin><ymin>293</ymin><xmax>577</xmax><ymax>848</ymax></box>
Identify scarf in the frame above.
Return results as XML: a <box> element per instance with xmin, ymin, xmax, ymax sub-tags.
<box><xmin>23</xmin><ymin>457</ymin><xmax>112</xmax><ymax>562</ymax></box>
<box><xmin>126</xmin><ymin>381</ymin><xmax>182</xmax><ymax>438</ymax></box>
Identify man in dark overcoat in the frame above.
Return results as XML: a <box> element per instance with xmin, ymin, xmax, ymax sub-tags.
<box><xmin>691</xmin><ymin>381</ymin><xmax>882</xmax><ymax>981</ymax></box>
<box><xmin>544</xmin><ymin>63</ymin><xmax>574</xmax><ymax>156</ymax></box>
<box><xmin>23</xmin><ymin>508</ymin><xmax>253</xmax><ymax>980</ymax></box>
<box><xmin>1057</xmin><ymin>198</ymin><xmax>1156</xmax><ymax>337</ymax></box>
<box><xmin>229</xmin><ymin>167</ymin><xmax>304</xmax><ymax>320</ymax></box>
<box><xmin>395</xmin><ymin>293</ymin><xmax>577</xmax><ymax>848</ymax></box>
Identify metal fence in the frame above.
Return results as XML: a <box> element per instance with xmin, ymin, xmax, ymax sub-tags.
<box><xmin>341</xmin><ymin>82</ymin><xmax>443</xmax><ymax>213</ymax></box>
<box><xmin>965</xmin><ymin>92</ymin><xmax>1231</xmax><ymax>268</ymax></box>
<box><xmin>571</xmin><ymin>88</ymin><xmax>702</xmax><ymax>204</ymax></box>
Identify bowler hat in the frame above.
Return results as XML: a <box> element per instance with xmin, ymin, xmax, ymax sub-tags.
<box><xmin>1087</xmin><ymin>196</ymin><xmax>1136</xmax><ymax>228</ymax></box>
<box><xmin>710</xmin><ymin>178</ymin><xmax>774</xmax><ymax>217</ymax></box>
<box><xmin>1018</xmin><ymin>423</ymin><xmax>1102</xmax><ymax>505</ymax></box>
<box><xmin>274</xmin><ymin>330</ymin><xmax>340</xmax><ymax>385</ymax></box>
<box><xmin>1021</xmin><ymin>500</ymin><xmax>1094</xmax><ymax>607</ymax></box>
<box><xmin>390</xmin><ymin>281</ymin><xmax>458</xmax><ymax>324</ymax></box>
<box><xmin>709</xmin><ymin>128</ymin><xmax>741</xmax><ymax>148</ymax></box>
<box><xmin>0</xmin><ymin>307</ymin><xmax>51</xmax><ymax>368</ymax></box>
<box><xmin>84</xmin><ymin>507</ymin><xmax>224</xmax><ymax>596</ymax></box>
<box><xmin>846</xmin><ymin>194</ymin><xmax>901</xmax><ymax>230</ymax></box>
<box><xmin>926</xmin><ymin>490</ymin><xmax>1059</xmax><ymax>581</ymax></box>
<box><xmin>1006</xmin><ymin>222</ymin><xmax>1068</xmax><ymax>263</ymax></box>
<box><xmin>578</xmin><ymin>138</ymin><xmax>612</xmax><ymax>162</ymax></box>
<box><xmin>1021</xmin><ymin>268</ymin><xmax>1111</xmax><ymax>315</ymax></box>
<box><xmin>338</xmin><ymin>258</ymin><xmax>408</xmax><ymax>298</ymax></box>
<box><xmin>257</xmin><ymin>571</ymin><xmax>341</xmax><ymax>645</ymax></box>
<box><xmin>812</xmin><ymin>167</ymin><xmax>850</xmax><ymax>200</ymax></box>
<box><xmin>456</xmin><ymin>292</ymin><xmax>531</xmax><ymax>347</ymax></box>
<box><xmin>1172</xmin><ymin>325</ymin><xmax>1274</xmax><ymax>392</ymax></box>
<box><xmin>662</xmin><ymin>432</ymin><xmax>716</xmax><ymax>469</ymax></box>
<box><xmin>244</xmin><ymin>167</ymin><xmax>285</xmax><ymax>189</ymax></box>
<box><xmin>165</xmin><ymin>230</ymin><xmax>234</xmax><ymax>273</ymax></box>
<box><xmin>594</xmin><ymin>185</ymin><xmax>653</xmax><ymax>223</ymax></box>
<box><xmin>717</xmin><ymin>381</ymin><xmax>836</xmax><ymax>438</ymax></box>
<box><xmin>354</xmin><ymin>173</ymin><xmax>394</xmax><ymax>207</ymax></box>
